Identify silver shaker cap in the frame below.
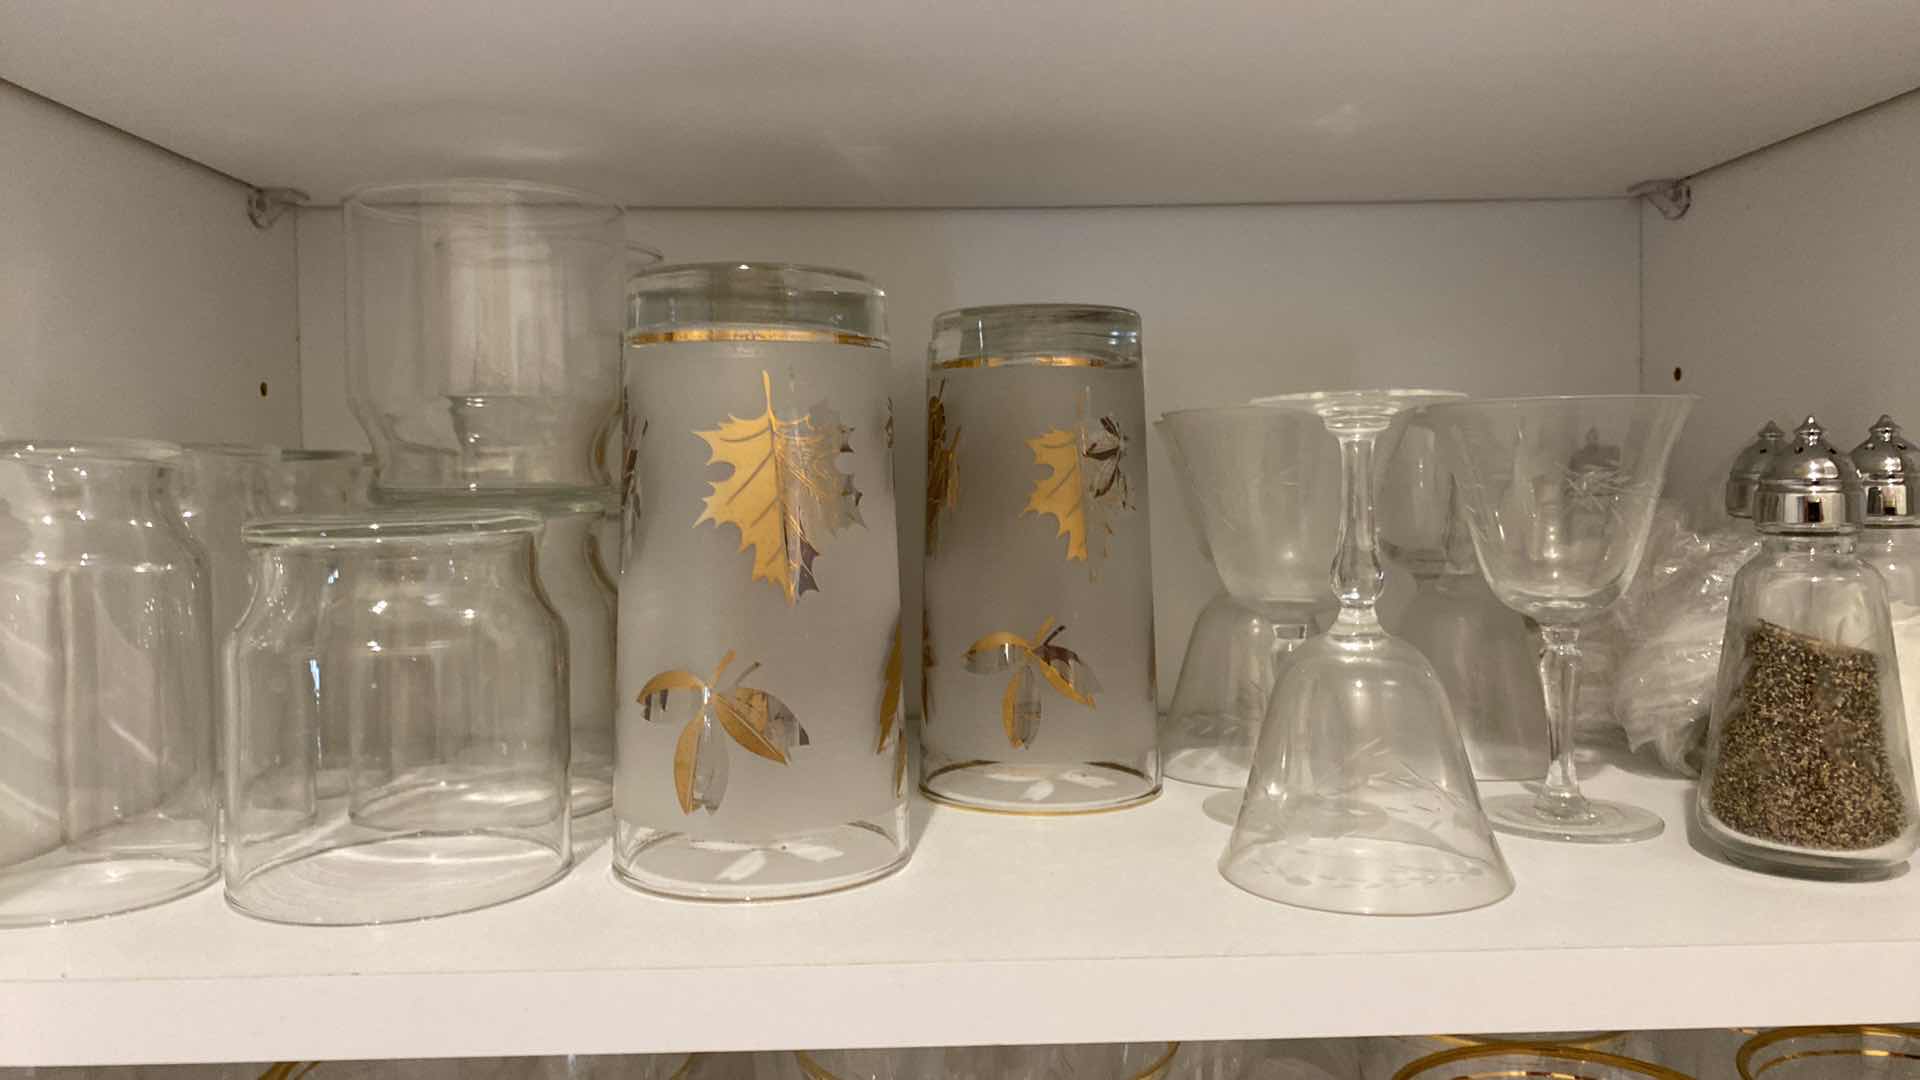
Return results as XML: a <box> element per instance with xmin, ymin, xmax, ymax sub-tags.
<box><xmin>1849</xmin><ymin>415</ymin><xmax>1919</xmax><ymax>527</ymax></box>
<box><xmin>1724</xmin><ymin>420</ymin><xmax>1785</xmax><ymax>519</ymax></box>
<box><xmin>1754</xmin><ymin>416</ymin><xmax>1863</xmax><ymax>532</ymax></box>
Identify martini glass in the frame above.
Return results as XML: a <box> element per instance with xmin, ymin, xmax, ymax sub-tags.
<box><xmin>1222</xmin><ymin>390</ymin><xmax>1513</xmax><ymax>916</ymax></box>
<box><xmin>1428</xmin><ymin>395</ymin><xmax>1692</xmax><ymax>843</ymax></box>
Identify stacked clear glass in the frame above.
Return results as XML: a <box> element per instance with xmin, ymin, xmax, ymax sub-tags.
<box><xmin>223</xmin><ymin>510</ymin><xmax>570</xmax><ymax>924</ymax></box>
<box><xmin>1394</xmin><ymin>1043</ymin><xmax>1689</xmax><ymax>1080</ymax></box>
<box><xmin>1157</xmin><ymin>406</ymin><xmax>1339</xmax><ymax>790</ymax></box>
<box><xmin>1223</xmin><ymin>390</ymin><xmax>1514</xmax><ymax>916</ymax></box>
<box><xmin>0</xmin><ymin>439</ymin><xmax>217</xmax><ymax>925</ymax></box>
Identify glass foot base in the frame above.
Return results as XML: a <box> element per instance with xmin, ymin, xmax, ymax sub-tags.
<box><xmin>0</xmin><ymin>855</ymin><xmax>217</xmax><ymax>927</ymax></box>
<box><xmin>227</xmin><ymin>832</ymin><xmax>570</xmax><ymax>925</ymax></box>
<box><xmin>1221</xmin><ymin>834</ymin><xmax>1513</xmax><ymax>916</ymax></box>
<box><xmin>1201</xmin><ymin>789</ymin><xmax>1244</xmax><ymax>826</ymax></box>
<box><xmin>1483</xmin><ymin>792</ymin><xmax>1665</xmax><ymax>844</ymax></box>
<box><xmin>615</xmin><ymin>815</ymin><xmax>909</xmax><ymax>901</ymax></box>
<box><xmin>921</xmin><ymin>761</ymin><xmax>1159</xmax><ymax>815</ymax></box>
<box><xmin>1162</xmin><ymin>744</ymin><xmax>1251</xmax><ymax>790</ymax></box>
<box><xmin>569</xmin><ymin>774</ymin><xmax>612</xmax><ymax>818</ymax></box>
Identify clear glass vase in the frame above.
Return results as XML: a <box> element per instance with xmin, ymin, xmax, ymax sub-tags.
<box><xmin>223</xmin><ymin>510</ymin><xmax>571</xmax><ymax>925</ymax></box>
<box><xmin>921</xmin><ymin>305</ymin><xmax>1159</xmax><ymax>813</ymax></box>
<box><xmin>616</xmin><ymin>263</ymin><xmax>907</xmax><ymax>899</ymax></box>
<box><xmin>0</xmin><ymin>439</ymin><xmax>217</xmax><ymax>925</ymax></box>
<box><xmin>345</xmin><ymin>179</ymin><xmax>628</xmax><ymax>495</ymax></box>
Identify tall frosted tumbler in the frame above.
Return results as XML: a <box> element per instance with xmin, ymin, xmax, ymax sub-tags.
<box><xmin>344</xmin><ymin>179</ymin><xmax>627</xmax><ymax>494</ymax></box>
<box><xmin>616</xmin><ymin>263</ymin><xmax>908</xmax><ymax>899</ymax></box>
<box><xmin>922</xmin><ymin>305</ymin><xmax>1158</xmax><ymax>813</ymax></box>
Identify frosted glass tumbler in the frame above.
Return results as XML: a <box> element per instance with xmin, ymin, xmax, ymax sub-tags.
<box><xmin>0</xmin><ymin>440</ymin><xmax>217</xmax><ymax>925</ymax></box>
<box><xmin>224</xmin><ymin>511</ymin><xmax>571</xmax><ymax>925</ymax></box>
<box><xmin>616</xmin><ymin>263</ymin><xmax>907</xmax><ymax>899</ymax></box>
<box><xmin>345</xmin><ymin>179</ymin><xmax>628</xmax><ymax>494</ymax></box>
<box><xmin>922</xmin><ymin>305</ymin><xmax>1159</xmax><ymax>813</ymax></box>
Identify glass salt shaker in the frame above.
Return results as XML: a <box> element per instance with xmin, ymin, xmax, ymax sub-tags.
<box><xmin>1851</xmin><ymin>415</ymin><xmax>1920</xmax><ymax>764</ymax></box>
<box><xmin>1697</xmin><ymin>416</ymin><xmax>1920</xmax><ymax>878</ymax></box>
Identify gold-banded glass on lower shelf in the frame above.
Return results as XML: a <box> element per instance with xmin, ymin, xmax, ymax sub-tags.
<box><xmin>1737</xmin><ymin>1026</ymin><xmax>1920</xmax><ymax>1078</ymax></box>
<box><xmin>1391</xmin><ymin>1042</ymin><xmax>1692</xmax><ymax>1080</ymax></box>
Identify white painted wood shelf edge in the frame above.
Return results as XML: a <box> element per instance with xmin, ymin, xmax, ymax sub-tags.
<box><xmin>3</xmin><ymin>772</ymin><xmax>1916</xmax><ymax>1066</ymax></box>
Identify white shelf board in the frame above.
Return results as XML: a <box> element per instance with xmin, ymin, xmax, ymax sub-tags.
<box><xmin>4</xmin><ymin>768</ymin><xmax>1920</xmax><ymax>1066</ymax></box>
<box><xmin>2</xmin><ymin>2</ymin><xmax>1918</xmax><ymax>207</ymax></box>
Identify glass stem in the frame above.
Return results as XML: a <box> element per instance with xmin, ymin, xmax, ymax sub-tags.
<box><xmin>1330</xmin><ymin>427</ymin><xmax>1385</xmax><ymax>633</ymax></box>
<box><xmin>1535</xmin><ymin>622</ymin><xmax>1592</xmax><ymax>820</ymax></box>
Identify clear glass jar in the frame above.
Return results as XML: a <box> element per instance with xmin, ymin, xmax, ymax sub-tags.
<box><xmin>1852</xmin><ymin>415</ymin><xmax>1920</xmax><ymax>772</ymax></box>
<box><xmin>269</xmin><ymin>449</ymin><xmax>373</xmax><ymax>514</ymax></box>
<box><xmin>176</xmin><ymin>442</ymin><xmax>278</xmax><ymax>643</ymax></box>
<box><xmin>345</xmin><ymin>180</ymin><xmax>628</xmax><ymax>494</ymax></box>
<box><xmin>921</xmin><ymin>304</ymin><xmax>1158</xmax><ymax>813</ymax></box>
<box><xmin>0</xmin><ymin>439</ymin><xmax>217</xmax><ymax>925</ymax></box>
<box><xmin>616</xmin><ymin>263</ymin><xmax>907</xmax><ymax>899</ymax></box>
<box><xmin>223</xmin><ymin>510</ymin><xmax>571</xmax><ymax>925</ymax></box>
<box><xmin>1699</xmin><ymin>417</ymin><xmax>1920</xmax><ymax>878</ymax></box>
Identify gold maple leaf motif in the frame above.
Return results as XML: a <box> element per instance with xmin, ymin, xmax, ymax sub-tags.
<box><xmin>1024</xmin><ymin>409</ymin><xmax>1131</xmax><ymax>569</ymax></box>
<box><xmin>925</xmin><ymin>382</ymin><xmax>961</xmax><ymax>556</ymax></box>
<box><xmin>964</xmin><ymin>617</ymin><xmax>1099</xmax><ymax>749</ymax></box>
<box><xmin>878</xmin><ymin>618</ymin><xmax>903</xmax><ymax>753</ymax></box>
<box><xmin>638</xmin><ymin>650</ymin><xmax>809</xmax><ymax>815</ymax></box>
<box><xmin>695</xmin><ymin>371</ymin><xmax>863</xmax><ymax>605</ymax></box>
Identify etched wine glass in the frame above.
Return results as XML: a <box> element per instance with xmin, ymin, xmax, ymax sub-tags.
<box><xmin>1222</xmin><ymin>390</ymin><xmax>1514</xmax><ymax>916</ymax></box>
<box><xmin>1429</xmin><ymin>395</ymin><xmax>1692</xmax><ymax>843</ymax></box>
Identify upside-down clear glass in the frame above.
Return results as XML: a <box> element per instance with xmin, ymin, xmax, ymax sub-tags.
<box><xmin>1393</xmin><ymin>1042</ymin><xmax>1691</xmax><ymax>1080</ymax></box>
<box><xmin>1736</xmin><ymin>1026</ymin><xmax>1920</xmax><ymax>1078</ymax></box>
<box><xmin>1222</xmin><ymin>390</ymin><xmax>1514</xmax><ymax>917</ymax></box>
<box><xmin>1157</xmin><ymin>406</ymin><xmax>1339</xmax><ymax>790</ymax></box>
<box><xmin>0</xmin><ymin>439</ymin><xmax>217</xmax><ymax>925</ymax></box>
<box><xmin>1430</xmin><ymin>395</ymin><xmax>1693</xmax><ymax>843</ymax></box>
<box><xmin>617</xmin><ymin>263</ymin><xmax>907</xmax><ymax>900</ymax></box>
<box><xmin>269</xmin><ymin>449</ymin><xmax>374</xmax><ymax>514</ymax></box>
<box><xmin>921</xmin><ymin>305</ymin><xmax>1159</xmax><ymax>814</ymax></box>
<box><xmin>345</xmin><ymin>179</ymin><xmax>628</xmax><ymax>495</ymax></box>
<box><xmin>223</xmin><ymin>510</ymin><xmax>571</xmax><ymax>925</ymax></box>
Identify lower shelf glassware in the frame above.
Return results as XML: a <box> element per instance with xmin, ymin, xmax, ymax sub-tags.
<box><xmin>1222</xmin><ymin>390</ymin><xmax>1514</xmax><ymax>917</ymax></box>
<box><xmin>1736</xmin><ymin>1025</ymin><xmax>1920</xmax><ymax>1078</ymax></box>
<box><xmin>0</xmin><ymin>439</ymin><xmax>218</xmax><ymax>926</ymax></box>
<box><xmin>1158</xmin><ymin>406</ymin><xmax>1339</xmax><ymax>790</ymax></box>
<box><xmin>223</xmin><ymin>510</ymin><xmax>571</xmax><ymax>925</ymax></box>
<box><xmin>1394</xmin><ymin>1042</ymin><xmax>1690</xmax><ymax>1080</ymax></box>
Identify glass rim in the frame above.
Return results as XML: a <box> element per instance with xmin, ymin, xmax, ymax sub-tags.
<box><xmin>1392</xmin><ymin>1041</ymin><xmax>1691</xmax><ymax>1080</ymax></box>
<box><xmin>342</xmin><ymin>177</ymin><xmax>625</xmax><ymax>227</ymax></box>
<box><xmin>933</xmin><ymin>301</ymin><xmax>1140</xmax><ymax>323</ymax></box>
<box><xmin>0</xmin><ymin>438</ymin><xmax>183</xmax><ymax>465</ymax></box>
<box><xmin>629</xmin><ymin>260</ymin><xmax>878</xmax><ymax>290</ymax></box>
<box><xmin>793</xmin><ymin>1043</ymin><xmax>1178</xmax><ymax>1080</ymax></box>
<box><xmin>1423</xmin><ymin>392</ymin><xmax>1702</xmax><ymax>409</ymax></box>
<box><xmin>244</xmin><ymin>510</ymin><xmax>543</xmax><ymax>546</ymax></box>
<box><xmin>278</xmin><ymin>448</ymin><xmax>365</xmax><ymax>463</ymax></box>
<box><xmin>375</xmin><ymin>489</ymin><xmax>617</xmax><ymax>515</ymax></box>
<box><xmin>1160</xmin><ymin>403</ymin><xmax>1328</xmax><ymax>421</ymax></box>
<box><xmin>1251</xmin><ymin>388</ymin><xmax>1466</xmax><ymax>407</ymax></box>
<box><xmin>1736</xmin><ymin>1024</ymin><xmax>1920</xmax><ymax>1078</ymax></box>
<box><xmin>182</xmin><ymin>441</ymin><xmax>279</xmax><ymax>460</ymax></box>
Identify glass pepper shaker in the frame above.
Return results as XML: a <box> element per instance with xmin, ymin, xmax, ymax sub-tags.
<box><xmin>1851</xmin><ymin>415</ymin><xmax>1920</xmax><ymax>760</ymax></box>
<box><xmin>1697</xmin><ymin>416</ymin><xmax>1920</xmax><ymax>878</ymax></box>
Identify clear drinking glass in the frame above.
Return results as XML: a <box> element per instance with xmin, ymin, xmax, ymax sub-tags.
<box><xmin>1430</xmin><ymin>395</ymin><xmax>1694</xmax><ymax>843</ymax></box>
<box><xmin>223</xmin><ymin>510</ymin><xmax>571</xmax><ymax>925</ymax></box>
<box><xmin>1393</xmin><ymin>1043</ymin><xmax>1690</xmax><ymax>1080</ymax></box>
<box><xmin>617</xmin><ymin>263</ymin><xmax>907</xmax><ymax>899</ymax></box>
<box><xmin>177</xmin><ymin>442</ymin><xmax>279</xmax><ymax>642</ymax></box>
<box><xmin>1157</xmin><ymin>406</ymin><xmax>1339</xmax><ymax>789</ymax></box>
<box><xmin>269</xmin><ymin>449</ymin><xmax>373</xmax><ymax>514</ymax></box>
<box><xmin>1737</xmin><ymin>1026</ymin><xmax>1920</xmax><ymax>1078</ymax></box>
<box><xmin>921</xmin><ymin>305</ymin><xmax>1159</xmax><ymax>813</ymax></box>
<box><xmin>1380</xmin><ymin>413</ymin><xmax>1547</xmax><ymax>780</ymax></box>
<box><xmin>782</xmin><ymin>1049</ymin><xmax>1056</xmax><ymax>1080</ymax></box>
<box><xmin>345</xmin><ymin>179</ymin><xmax>628</xmax><ymax>494</ymax></box>
<box><xmin>0</xmin><ymin>439</ymin><xmax>217</xmax><ymax>925</ymax></box>
<box><xmin>1222</xmin><ymin>390</ymin><xmax>1514</xmax><ymax>917</ymax></box>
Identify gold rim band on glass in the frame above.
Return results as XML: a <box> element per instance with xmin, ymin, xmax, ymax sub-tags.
<box><xmin>628</xmin><ymin>328</ymin><xmax>885</xmax><ymax>348</ymax></box>
<box><xmin>932</xmin><ymin>354</ymin><xmax>1114</xmax><ymax>370</ymax></box>
<box><xmin>794</xmin><ymin>1043</ymin><xmax>1179</xmax><ymax>1080</ymax></box>
<box><xmin>1391</xmin><ymin>1042</ymin><xmax>1691</xmax><ymax>1080</ymax></box>
<box><xmin>1737</xmin><ymin>1025</ymin><xmax>1920</xmax><ymax>1078</ymax></box>
<box><xmin>920</xmin><ymin>761</ymin><xmax>1161</xmax><ymax>817</ymax></box>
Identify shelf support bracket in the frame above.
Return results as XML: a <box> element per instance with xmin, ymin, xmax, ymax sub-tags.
<box><xmin>1629</xmin><ymin>178</ymin><xmax>1691</xmax><ymax>221</ymax></box>
<box><xmin>246</xmin><ymin>187</ymin><xmax>309</xmax><ymax>230</ymax></box>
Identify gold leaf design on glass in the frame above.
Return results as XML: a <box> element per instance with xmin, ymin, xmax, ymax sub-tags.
<box><xmin>920</xmin><ymin>611</ymin><xmax>935</xmax><ymax>725</ymax></box>
<box><xmin>925</xmin><ymin>381</ymin><xmax>961</xmax><ymax>555</ymax></box>
<box><xmin>694</xmin><ymin>370</ymin><xmax>864</xmax><ymax>605</ymax></box>
<box><xmin>638</xmin><ymin>649</ymin><xmax>810</xmax><ymax>814</ymax></box>
<box><xmin>1023</xmin><ymin>395</ymin><xmax>1133</xmax><ymax>570</ymax></box>
<box><xmin>620</xmin><ymin>395</ymin><xmax>648</xmax><ymax>563</ymax></box>
<box><xmin>878</xmin><ymin>618</ymin><xmax>903</xmax><ymax>752</ymax></box>
<box><xmin>965</xmin><ymin>617</ymin><xmax>1099</xmax><ymax>749</ymax></box>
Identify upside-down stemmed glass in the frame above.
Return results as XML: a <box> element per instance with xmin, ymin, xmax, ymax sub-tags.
<box><xmin>1429</xmin><ymin>395</ymin><xmax>1693</xmax><ymax>843</ymax></box>
<box><xmin>1222</xmin><ymin>390</ymin><xmax>1514</xmax><ymax>916</ymax></box>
